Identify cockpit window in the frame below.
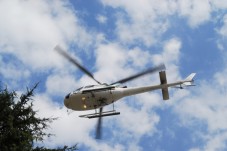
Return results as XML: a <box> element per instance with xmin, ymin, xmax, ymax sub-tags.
<box><xmin>84</xmin><ymin>85</ymin><xmax>95</xmax><ymax>88</ymax></box>
<box><xmin>76</xmin><ymin>87</ymin><xmax>83</xmax><ymax>91</ymax></box>
<box><xmin>73</xmin><ymin>87</ymin><xmax>83</xmax><ymax>93</ymax></box>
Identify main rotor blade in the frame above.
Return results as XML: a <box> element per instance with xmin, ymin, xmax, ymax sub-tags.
<box><xmin>55</xmin><ymin>45</ymin><xmax>101</xmax><ymax>84</ymax></box>
<box><xmin>95</xmin><ymin>107</ymin><xmax>103</xmax><ymax>139</ymax></box>
<box><xmin>111</xmin><ymin>64</ymin><xmax>166</xmax><ymax>85</ymax></box>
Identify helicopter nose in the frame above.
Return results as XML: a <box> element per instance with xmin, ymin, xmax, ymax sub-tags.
<box><xmin>64</xmin><ymin>93</ymin><xmax>70</xmax><ymax>108</ymax></box>
<box><xmin>65</xmin><ymin>93</ymin><xmax>70</xmax><ymax>99</ymax></box>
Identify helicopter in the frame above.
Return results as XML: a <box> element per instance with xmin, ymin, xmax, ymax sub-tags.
<box><xmin>55</xmin><ymin>45</ymin><xmax>196</xmax><ymax>139</ymax></box>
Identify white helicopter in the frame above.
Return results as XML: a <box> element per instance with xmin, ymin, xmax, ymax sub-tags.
<box><xmin>55</xmin><ymin>45</ymin><xmax>196</xmax><ymax>139</ymax></box>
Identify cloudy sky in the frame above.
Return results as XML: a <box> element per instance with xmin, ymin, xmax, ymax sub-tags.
<box><xmin>1</xmin><ymin>0</ymin><xmax>227</xmax><ymax>150</ymax></box>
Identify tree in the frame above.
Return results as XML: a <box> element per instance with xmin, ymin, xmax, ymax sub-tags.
<box><xmin>0</xmin><ymin>83</ymin><xmax>77</xmax><ymax>151</ymax></box>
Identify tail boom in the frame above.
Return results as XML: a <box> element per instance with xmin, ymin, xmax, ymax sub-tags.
<box><xmin>120</xmin><ymin>72</ymin><xmax>196</xmax><ymax>100</ymax></box>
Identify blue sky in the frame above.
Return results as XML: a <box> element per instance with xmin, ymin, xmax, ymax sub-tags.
<box><xmin>1</xmin><ymin>0</ymin><xmax>227</xmax><ymax>151</ymax></box>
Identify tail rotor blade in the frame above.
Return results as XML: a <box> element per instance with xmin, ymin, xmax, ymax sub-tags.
<box><xmin>55</xmin><ymin>45</ymin><xmax>101</xmax><ymax>84</ymax></box>
<box><xmin>111</xmin><ymin>64</ymin><xmax>166</xmax><ymax>85</ymax></box>
<box><xmin>95</xmin><ymin>107</ymin><xmax>103</xmax><ymax>139</ymax></box>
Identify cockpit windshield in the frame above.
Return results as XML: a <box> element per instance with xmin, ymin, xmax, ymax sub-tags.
<box><xmin>84</xmin><ymin>85</ymin><xmax>95</xmax><ymax>88</ymax></box>
<box><xmin>73</xmin><ymin>87</ymin><xmax>83</xmax><ymax>93</ymax></box>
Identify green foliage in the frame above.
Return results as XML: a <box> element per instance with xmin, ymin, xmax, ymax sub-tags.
<box><xmin>0</xmin><ymin>84</ymin><xmax>78</xmax><ymax>151</ymax></box>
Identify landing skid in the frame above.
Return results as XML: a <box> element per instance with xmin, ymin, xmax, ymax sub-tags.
<box><xmin>79</xmin><ymin>110</ymin><xmax>120</xmax><ymax>119</ymax></box>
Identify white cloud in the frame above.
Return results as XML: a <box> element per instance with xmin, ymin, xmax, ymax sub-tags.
<box><xmin>116</xmin><ymin>13</ymin><xmax>169</xmax><ymax>47</ymax></box>
<box><xmin>117</xmin><ymin>102</ymin><xmax>159</xmax><ymax>136</ymax></box>
<box><xmin>127</xmin><ymin>47</ymin><xmax>152</xmax><ymax>68</ymax></box>
<box><xmin>211</xmin><ymin>0</ymin><xmax>227</xmax><ymax>10</ymax></box>
<box><xmin>101</xmin><ymin>0</ymin><xmax>227</xmax><ymax>46</ymax></box>
<box><xmin>96</xmin><ymin>15</ymin><xmax>107</xmax><ymax>24</ymax></box>
<box><xmin>177</xmin><ymin>0</ymin><xmax>211</xmax><ymax>27</ymax></box>
<box><xmin>169</xmin><ymin>16</ymin><xmax>227</xmax><ymax>149</ymax></box>
<box><xmin>203</xmin><ymin>133</ymin><xmax>227</xmax><ymax>151</ymax></box>
<box><xmin>152</xmin><ymin>38</ymin><xmax>182</xmax><ymax>81</ymax></box>
<box><xmin>215</xmin><ymin>14</ymin><xmax>227</xmax><ymax>87</ymax></box>
<box><xmin>94</xmin><ymin>43</ymin><xmax>130</xmax><ymax>83</ymax></box>
<box><xmin>163</xmin><ymin>38</ymin><xmax>181</xmax><ymax>61</ymax></box>
<box><xmin>172</xmin><ymin>79</ymin><xmax>227</xmax><ymax>150</ymax></box>
<box><xmin>0</xmin><ymin>0</ymin><xmax>93</xmax><ymax>70</ymax></box>
<box><xmin>94</xmin><ymin>42</ymin><xmax>162</xmax><ymax>84</ymax></box>
<box><xmin>45</xmin><ymin>73</ymin><xmax>78</xmax><ymax>96</ymax></box>
<box><xmin>33</xmin><ymin>94</ymin><xmax>94</xmax><ymax>146</ymax></box>
<box><xmin>214</xmin><ymin>69</ymin><xmax>227</xmax><ymax>90</ymax></box>
<box><xmin>0</xmin><ymin>56</ymin><xmax>30</xmax><ymax>80</ymax></box>
<box><xmin>101</xmin><ymin>0</ymin><xmax>172</xmax><ymax>47</ymax></box>
<box><xmin>177</xmin><ymin>0</ymin><xmax>227</xmax><ymax>28</ymax></box>
<box><xmin>216</xmin><ymin>14</ymin><xmax>227</xmax><ymax>50</ymax></box>
<box><xmin>189</xmin><ymin>132</ymin><xmax>227</xmax><ymax>151</ymax></box>
<box><xmin>0</xmin><ymin>55</ymin><xmax>31</xmax><ymax>89</ymax></box>
<box><xmin>100</xmin><ymin>0</ymin><xmax>211</xmax><ymax>46</ymax></box>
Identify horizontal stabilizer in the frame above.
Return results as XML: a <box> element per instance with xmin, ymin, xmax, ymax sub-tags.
<box><xmin>159</xmin><ymin>71</ymin><xmax>169</xmax><ymax>100</ymax></box>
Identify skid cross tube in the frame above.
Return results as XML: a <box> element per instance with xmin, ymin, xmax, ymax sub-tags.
<box><xmin>79</xmin><ymin>110</ymin><xmax>120</xmax><ymax>118</ymax></box>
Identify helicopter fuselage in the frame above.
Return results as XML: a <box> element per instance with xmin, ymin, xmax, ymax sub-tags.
<box><xmin>63</xmin><ymin>73</ymin><xmax>195</xmax><ymax>111</ymax></box>
<box><xmin>64</xmin><ymin>84</ymin><xmax>125</xmax><ymax>111</ymax></box>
